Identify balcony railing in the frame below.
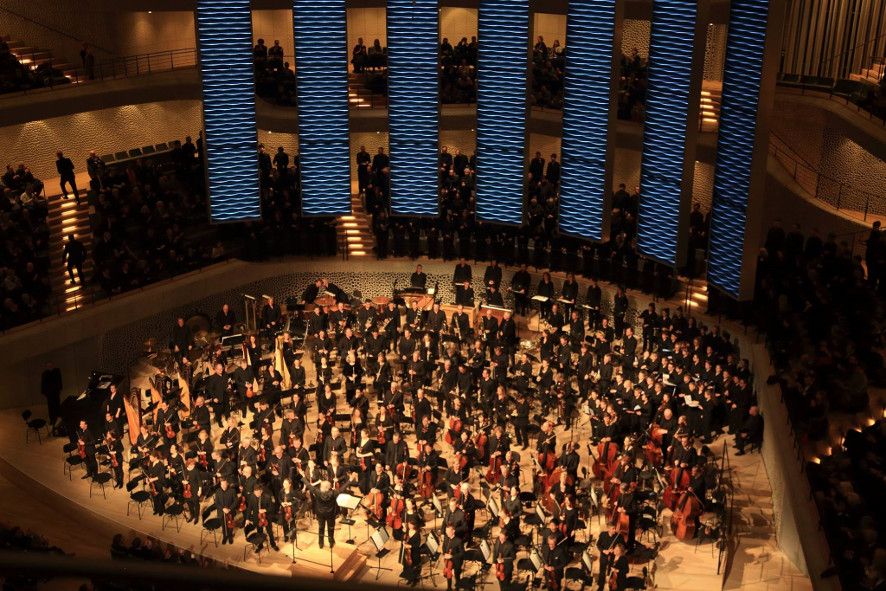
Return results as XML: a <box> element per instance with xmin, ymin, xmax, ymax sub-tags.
<box><xmin>768</xmin><ymin>130</ymin><xmax>883</xmax><ymax>222</ymax></box>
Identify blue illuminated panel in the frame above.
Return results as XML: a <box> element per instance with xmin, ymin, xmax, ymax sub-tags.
<box><xmin>559</xmin><ymin>0</ymin><xmax>616</xmax><ymax>240</ymax></box>
<box><xmin>293</xmin><ymin>0</ymin><xmax>351</xmax><ymax>216</ymax></box>
<box><xmin>195</xmin><ymin>0</ymin><xmax>261</xmax><ymax>222</ymax></box>
<box><xmin>637</xmin><ymin>0</ymin><xmax>696</xmax><ymax>264</ymax></box>
<box><xmin>476</xmin><ymin>0</ymin><xmax>529</xmax><ymax>225</ymax></box>
<box><xmin>387</xmin><ymin>0</ymin><xmax>439</xmax><ymax>216</ymax></box>
<box><xmin>707</xmin><ymin>0</ymin><xmax>769</xmax><ymax>297</ymax></box>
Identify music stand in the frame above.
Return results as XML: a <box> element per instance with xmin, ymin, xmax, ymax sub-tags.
<box><xmin>336</xmin><ymin>492</ymin><xmax>362</xmax><ymax>545</ymax></box>
<box><xmin>423</xmin><ymin>531</ymin><xmax>440</xmax><ymax>584</ymax></box>
<box><xmin>368</xmin><ymin>526</ymin><xmax>393</xmax><ymax>580</ymax></box>
<box><xmin>479</xmin><ymin>539</ymin><xmax>492</xmax><ymax>565</ymax></box>
<box><xmin>431</xmin><ymin>493</ymin><xmax>443</xmax><ymax>531</ymax></box>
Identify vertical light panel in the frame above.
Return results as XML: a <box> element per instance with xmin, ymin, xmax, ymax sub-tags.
<box><xmin>293</xmin><ymin>0</ymin><xmax>352</xmax><ymax>216</ymax></box>
<box><xmin>558</xmin><ymin>0</ymin><xmax>616</xmax><ymax>240</ymax></box>
<box><xmin>476</xmin><ymin>0</ymin><xmax>529</xmax><ymax>225</ymax></box>
<box><xmin>708</xmin><ymin>0</ymin><xmax>770</xmax><ymax>297</ymax></box>
<box><xmin>195</xmin><ymin>0</ymin><xmax>261</xmax><ymax>222</ymax></box>
<box><xmin>637</xmin><ymin>0</ymin><xmax>696</xmax><ymax>264</ymax></box>
<box><xmin>387</xmin><ymin>0</ymin><xmax>439</xmax><ymax>216</ymax></box>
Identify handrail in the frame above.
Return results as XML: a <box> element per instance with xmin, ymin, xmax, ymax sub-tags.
<box><xmin>767</xmin><ymin>129</ymin><xmax>883</xmax><ymax>222</ymax></box>
<box><xmin>820</xmin><ymin>32</ymin><xmax>886</xmax><ymax>79</ymax></box>
<box><xmin>0</xmin><ymin>5</ymin><xmax>115</xmax><ymax>55</ymax></box>
<box><xmin>0</xmin><ymin>47</ymin><xmax>198</xmax><ymax>98</ymax></box>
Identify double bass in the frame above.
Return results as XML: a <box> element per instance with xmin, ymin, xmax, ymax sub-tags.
<box><xmin>662</xmin><ymin>466</ymin><xmax>691</xmax><ymax>510</ymax></box>
<box><xmin>485</xmin><ymin>451</ymin><xmax>503</xmax><ymax>485</ymax></box>
<box><xmin>592</xmin><ymin>440</ymin><xmax>619</xmax><ymax>480</ymax></box>
<box><xmin>670</xmin><ymin>490</ymin><xmax>703</xmax><ymax>540</ymax></box>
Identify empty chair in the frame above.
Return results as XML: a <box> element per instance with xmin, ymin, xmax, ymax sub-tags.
<box><xmin>100</xmin><ymin>154</ymin><xmax>115</xmax><ymax>163</ymax></box>
<box><xmin>90</xmin><ymin>471</ymin><xmax>113</xmax><ymax>499</ymax></box>
<box><xmin>243</xmin><ymin>522</ymin><xmax>268</xmax><ymax>563</ymax></box>
<box><xmin>200</xmin><ymin>504</ymin><xmax>221</xmax><ymax>547</ymax></box>
<box><xmin>62</xmin><ymin>441</ymin><xmax>84</xmax><ymax>479</ymax></box>
<box><xmin>114</xmin><ymin>151</ymin><xmax>128</xmax><ymax>161</ymax></box>
<box><xmin>154</xmin><ymin>142</ymin><xmax>169</xmax><ymax>152</ymax></box>
<box><xmin>126</xmin><ymin>477</ymin><xmax>151</xmax><ymax>519</ymax></box>
<box><xmin>141</xmin><ymin>145</ymin><xmax>156</xmax><ymax>155</ymax></box>
<box><xmin>22</xmin><ymin>410</ymin><xmax>47</xmax><ymax>444</ymax></box>
<box><xmin>128</xmin><ymin>148</ymin><xmax>142</xmax><ymax>158</ymax></box>
<box><xmin>163</xmin><ymin>502</ymin><xmax>184</xmax><ymax>533</ymax></box>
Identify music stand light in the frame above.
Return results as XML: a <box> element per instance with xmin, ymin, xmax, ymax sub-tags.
<box><xmin>368</xmin><ymin>526</ymin><xmax>393</xmax><ymax>580</ymax></box>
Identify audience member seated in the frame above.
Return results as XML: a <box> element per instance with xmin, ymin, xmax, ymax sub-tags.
<box><xmin>744</xmin><ymin>220</ymin><xmax>885</xmax><ymax>591</ymax></box>
<box><xmin>110</xmin><ymin>532</ymin><xmax>218</xmax><ymax>568</ymax></box>
<box><xmin>530</xmin><ymin>36</ymin><xmax>565</xmax><ymax>109</ymax></box>
<box><xmin>0</xmin><ymin>162</ymin><xmax>51</xmax><ymax>330</ymax></box>
<box><xmin>0</xmin><ymin>520</ymin><xmax>67</xmax><ymax>588</ymax></box>
<box><xmin>252</xmin><ymin>38</ymin><xmax>296</xmax><ymax>106</ymax></box>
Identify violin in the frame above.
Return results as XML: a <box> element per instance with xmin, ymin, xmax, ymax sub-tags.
<box><xmin>165</xmin><ymin>422</ymin><xmax>175</xmax><ymax>440</ymax></box>
<box><xmin>225</xmin><ymin>510</ymin><xmax>236</xmax><ymax>532</ymax></box>
<box><xmin>105</xmin><ymin>434</ymin><xmax>119</xmax><ymax>468</ymax></box>
<box><xmin>284</xmin><ymin>504</ymin><xmax>293</xmax><ymax>522</ymax></box>
<box><xmin>197</xmin><ymin>451</ymin><xmax>208</xmax><ymax>470</ymax></box>
<box><xmin>77</xmin><ymin>440</ymin><xmax>87</xmax><ymax>459</ymax></box>
<box><xmin>149</xmin><ymin>478</ymin><xmax>158</xmax><ymax>496</ymax></box>
<box><xmin>258</xmin><ymin>508</ymin><xmax>268</xmax><ymax>528</ymax></box>
<box><xmin>238</xmin><ymin>495</ymin><xmax>247</xmax><ymax>513</ymax></box>
<box><xmin>376</xmin><ymin>425</ymin><xmax>387</xmax><ymax>446</ymax></box>
<box><xmin>258</xmin><ymin>445</ymin><xmax>267</xmax><ymax>464</ymax></box>
<box><xmin>183</xmin><ymin>481</ymin><xmax>192</xmax><ymax>499</ymax></box>
<box><xmin>496</xmin><ymin>561</ymin><xmax>506</xmax><ymax>581</ymax></box>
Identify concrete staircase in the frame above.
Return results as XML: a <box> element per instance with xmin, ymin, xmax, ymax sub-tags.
<box><xmin>849</xmin><ymin>57</ymin><xmax>885</xmax><ymax>84</ymax></box>
<box><xmin>1</xmin><ymin>34</ymin><xmax>82</xmax><ymax>84</ymax></box>
<box><xmin>699</xmin><ymin>80</ymin><xmax>722</xmax><ymax>132</ymax></box>
<box><xmin>46</xmin><ymin>172</ymin><xmax>95</xmax><ymax>312</ymax></box>
<box><xmin>347</xmin><ymin>71</ymin><xmax>386</xmax><ymax>109</ymax></box>
<box><xmin>335</xmin><ymin>193</ymin><xmax>375</xmax><ymax>258</ymax></box>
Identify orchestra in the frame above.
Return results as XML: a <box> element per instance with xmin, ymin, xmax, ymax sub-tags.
<box><xmin>67</xmin><ymin>268</ymin><xmax>743</xmax><ymax>590</ymax></box>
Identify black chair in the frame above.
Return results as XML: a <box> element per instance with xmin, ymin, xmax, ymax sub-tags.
<box><xmin>243</xmin><ymin>522</ymin><xmax>268</xmax><ymax>563</ymax></box>
<box><xmin>128</xmin><ymin>148</ymin><xmax>142</xmax><ymax>158</ymax></box>
<box><xmin>141</xmin><ymin>145</ymin><xmax>156</xmax><ymax>155</ymax></box>
<box><xmin>99</xmin><ymin>153</ymin><xmax>115</xmax><ymax>163</ymax></box>
<box><xmin>163</xmin><ymin>502</ymin><xmax>184</xmax><ymax>533</ymax></box>
<box><xmin>200</xmin><ymin>505</ymin><xmax>221</xmax><ymax>547</ymax></box>
<box><xmin>22</xmin><ymin>410</ymin><xmax>47</xmax><ymax>444</ymax></box>
<box><xmin>126</xmin><ymin>477</ymin><xmax>151</xmax><ymax>519</ymax></box>
<box><xmin>114</xmin><ymin>151</ymin><xmax>128</xmax><ymax>161</ymax></box>
<box><xmin>90</xmin><ymin>471</ymin><xmax>113</xmax><ymax>499</ymax></box>
<box><xmin>62</xmin><ymin>442</ymin><xmax>84</xmax><ymax>479</ymax></box>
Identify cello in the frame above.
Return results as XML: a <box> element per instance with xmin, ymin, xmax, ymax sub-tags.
<box><xmin>386</xmin><ymin>494</ymin><xmax>405</xmax><ymax>532</ymax></box>
<box><xmin>485</xmin><ymin>451</ymin><xmax>503</xmax><ymax>485</ymax></box>
<box><xmin>592</xmin><ymin>440</ymin><xmax>619</xmax><ymax>480</ymax></box>
<box><xmin>670</xmin><ymin>490</ymin><xmax>703</xmax><ymax>540</ymax></box>
<box><xmin>662</xmin><ymin>466</ymin><xmax>690</xmax><ymax>510</ymax></box>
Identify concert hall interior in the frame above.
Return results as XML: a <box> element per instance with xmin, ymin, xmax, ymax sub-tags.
<box><xmin>0</xmin><ymin>1</ymin><xmax>884</xmax><ymax>591</ymax></box>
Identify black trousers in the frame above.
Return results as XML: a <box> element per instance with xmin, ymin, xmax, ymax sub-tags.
<box><xmin>317</xmin><ymin>514</ymin><xmax>335</xmax><ymax>547</ymax></box>
<box><xmin>514</xmin><ymin>420</ymin><xmax>529</xmax><ymax>447</ymax></box>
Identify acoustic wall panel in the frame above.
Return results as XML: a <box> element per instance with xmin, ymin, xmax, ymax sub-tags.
<box><xmin>476</xmin><ymin>0</ymin><xmax>529</xmax><ymax>225</ymax></box>
<box><xmin>558</xmin><ymin>0</ymin><xmax>616</xmax><ymax>240</ymax></box>
<box><xmin>707</xmin><ymin>0</ymin><xmax>770</xmax><ymax>297</ymax></box>
<box><xmin>387</xmin><ymin>0</ymin><xmax>439</xmax><ymax>216</ymax></box>
<box><xmin>637</xmin><ymin>0</ymin><xmax>696</xmax><ymax>264</ymax></box>
<box><xmin>293</xmin><ymin>0</ymin><xmax>352</xmax><ymax>216</ymax></box>
<box><xmin>195</xmin><ymin>0</ymin><xmax>261</xmax><ymax>222</ymax></box>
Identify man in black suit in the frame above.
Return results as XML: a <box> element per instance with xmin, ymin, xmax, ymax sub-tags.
<box><xmin>62</xmin><ymin>234</ymin><xmax>86</xmax><ymax>285</ymax></box>
<box><xmin>411</xmin><ymin>264</ymin><xmax>427</xmax><ymax>290</ymax></box>
<box><xmin>734</xmin><ymin>406</ymin><xmax>763</xmax><ymax>455</ymax></box>
<box><xmin>442</xmin><ymin>524</ymin><xmax>465</xmax><ymax>591</ymax></box>
<box><xmin>215</xmin><ymin>304</ymin><xmax>237</xmax><ymax>337</ymax></box>
<box><xmin>305</xmin><ymin>470</ymin><xmax>338</xmax><ymax>548</ymax></box>
<box><xmin>40</xmin><ymin>363</ymin><xmax>63</xmax><ymax>427</ymax></box>
<box><xmin>545</xmin><ymin>153</ymin><xmax>561</xmax><ymax>186</ymax></box>
<box><xmin>56</xmin><ymin>151</ymin><xmax>79</xmax><ymax>203</ymax></box>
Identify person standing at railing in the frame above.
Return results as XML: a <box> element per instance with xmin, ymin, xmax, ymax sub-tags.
<box><xmin>55</xmin><ymin>151</ymin><xmax>79</xmax><ymax>205</ymax></box>
<box><xmin>866</xmin><ymin>220</ymin><xmax>883</xmax><ymax>293</ymax></box>
<box><xmin>86</xmin><ymin>150</ymin><xmax>106</xmax><ymax>191</ymax></box>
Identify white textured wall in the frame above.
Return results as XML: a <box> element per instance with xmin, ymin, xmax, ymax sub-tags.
<box><xmin>347</xmin><ymin>7</ymin><xmax>387</xmax><ymax>53</ymax></box>
<box><xmin>613</xmin><ymin>147</ymin><xmax>642</xmax><ymax>190</ymax></box>
<box><xmin>114</xmin><ymin>11</ymin><xmax>195</xmax><ymax>56</ymax></box>
<box><xmin>440</xmin><ymin>7</ymin><xmax>477</xmax><ymax>44</ymax></box>
<box><xmin>621</xmin><ymin>19</ymin><xmax>650</xmax><ymax>59</ymax></box>
<box><xmin>253</xmin><ymin>9</ymin><xmax>295</xmax><ymax>61</ymax></box>
<box><xmin>532</xmin><ymin>13</ymin><xmax>567</xmax><ymax>49</ymax></box>
<box><xmin>439</xmin><ymin>129</ymin><xmax>476</xmax><ymax>158</ymax></box>
<box><xmin>0</xmin><ymin>100</ymin><xmax>202</xmax><ymax>180</ymax></box>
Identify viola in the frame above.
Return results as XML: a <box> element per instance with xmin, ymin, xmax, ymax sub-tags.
<box><xmin>238</xmin><ymin>495</ymin><xmax>247</xmax><ymax>513</ymax></box>
<box><xmin>78</xmin><ymin>441</ymin><xmax>87</xmax><ymax>459</ymax></box>
<box><xmin>225</xmin><ymin>510</ymin><xmax>236</xmax><ymax>532</ymax></box>
<box><xmin>149</xmin><ymin>478</ymin><xmax>158</xmax><ymax>496</ymax></box>
<box><xmin>496</xmin><ymin>561</ymin><xmax>506</xmax><ymax>581</ymax></box>
<box><xmin>376</xmin><ymin>426</ymin><xmax>387</xmax><ymax>446</ymax></box>
<box><xmin>258</xmin><ymin>445</ymin><xmax>267</xmax><ymax>464</ymax></box>
<box><xmin>258</xmin><ymin>508</ymin><xmax>268</xmax><ymax>528</ymax></box>
<box><xmin>443</xmin><ymin>559</ymin><xmax>454</xmax><ymax>580</ymax></box>
<box><xmin>165</xmin><ymin>422</ymin><xmax>175</xmax><ymax>440</ymax></box>
<box><xmin>183</xmin><ymin>482</ymin><xmax>192</xmax><ymax>499</ymax></box>
<box><xmin>197</xmin><ymin>451</ymin><xmax>208</xmax><ymax>469</ymax></box>
<box><xmin>284</xmin><ymin>504</ymin><xmax>293</xmax><ymax>522</ymax></box>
